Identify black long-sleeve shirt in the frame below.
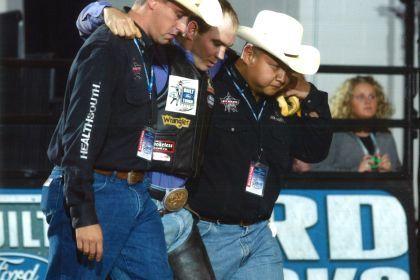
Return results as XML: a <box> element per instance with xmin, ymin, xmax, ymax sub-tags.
<box><xmin>48</xmin><ymin>25</ymin><xmax>155</xmax><ymax>228</ymax></box>
<box><xmin>189</xmin><ymin>56</ymin><xmax>332</xmax><ymax>223</ymax></box>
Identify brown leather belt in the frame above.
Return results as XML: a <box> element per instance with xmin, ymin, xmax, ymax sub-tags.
<box><xmin>199</xmin><ymin>216</ymin><xmax>258</xmax><ymax>227</ymax></box>
<box><xmin>94</xmin><ymin>169</ymin><xmax>145</xmax><ymax>185</ymax></box>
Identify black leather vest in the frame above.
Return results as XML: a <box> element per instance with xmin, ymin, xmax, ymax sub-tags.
<box><xmin>150</xmin><ymin>45</ymin><xmax>213</xmax><ymax>177</ymax></box>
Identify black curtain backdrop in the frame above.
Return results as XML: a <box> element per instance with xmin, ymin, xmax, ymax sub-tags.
<box><xmin>0</xmin><ymin>11</ymin><xmax>22</xmax><ymax>57</ymax></box>
<box><xmin>24</xmin><ymin>0</ymin><xmax>91</xmax><ymax>58</ymax></box>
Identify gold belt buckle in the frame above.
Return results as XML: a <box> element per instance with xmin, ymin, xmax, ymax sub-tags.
<box><xmin>163</xmin><ymin>188</ymin><xmax>188</xmax><ymax>212</ymax></box>
<box><xmin>127</xmin><ymin>171</ymin><xmax>142</xmax><ymax>185</ymax></box>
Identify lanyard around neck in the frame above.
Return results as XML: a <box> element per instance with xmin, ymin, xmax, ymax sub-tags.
<box><xmin>226</xmin><ymin>67</ymin><xmax>266</xmax><ymax>121</ymax></box>
<box><xmin>133</xmin><ymin>38</ymin><xmax>155</xmax><ymax>99</ymax></box>
<box><xmin>355</xmin><ymin>133</ymin><xmax>380</xmax><ymax>155</ymax></box>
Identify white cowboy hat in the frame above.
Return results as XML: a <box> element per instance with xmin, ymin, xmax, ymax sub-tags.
<box><xmin>174</xmin><ymin>0</ymin><xmax>223</xmax><ymax>27</ymax></box>
<box><xmin>237</xmin><ymin>10</ymin><xmax>320</xmax><ymax>75</ymax></box>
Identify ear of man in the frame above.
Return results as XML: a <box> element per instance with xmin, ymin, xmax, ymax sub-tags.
<box><xmin>185</xmin><ymin>20</ymin><xmax>199</xmax><ymax>40</ymax></box>
<box><xmin>242</xmin><ymin>44</ymin><xmax>258</xmax><ymax>66</ymax></box>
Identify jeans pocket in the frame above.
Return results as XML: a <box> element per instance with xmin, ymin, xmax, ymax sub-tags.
<box><xmin>40</xmin><ymin>178</ymin><xmax>63</xmax><ymax>224</ymax></box>
<box><xmin>197</xmin><ymin>220</ymin><xmax>214</xmax><ymax>237</ymax></box>
<box><xmin>92</xmin><ymin>174</ymin><xmax>109</xmax><ymax>193</ymax></box>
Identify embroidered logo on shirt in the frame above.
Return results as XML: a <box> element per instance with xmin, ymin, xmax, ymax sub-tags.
<box><xmin>270</xmin><ymin>115</ymin><xmax>285</xmax><ymax>123</ymax></box>
<box><xmin>162</xmin><ymin>115</ymin><xmax>191</xmax><ymax>129</ymax></box>
<box><xmin>132</xmin><ymin>60</ymin><xmax>142</xmax><ymax>80</ymax></box>
<box><xmin>269</xmin><ymin>110</ymin><xmax>285</xmax><ymax>123</ymax></box>
<box><xmin>220</xmin><ymin>92</ymin><xmax>240</xmax><ymax>113</ymax></box>
<box><xmin>80</xmin><ymin>83</ymin><xmax>100</xmax><ymax>159</ymax></box>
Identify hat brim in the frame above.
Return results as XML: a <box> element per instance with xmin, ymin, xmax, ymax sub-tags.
<box><xmin>173</xmin><ymin>0</ymin><xmax>223</xmax><ymax>27</ymax></box>
<box><xmin>237</xmin><ymin>26</ymin><xmax>320</xmax><ymax>75</ymax></box>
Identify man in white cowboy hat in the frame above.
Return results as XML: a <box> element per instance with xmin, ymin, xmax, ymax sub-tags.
<box><xmin>41</xmin><ymin>0</ymin><xmax>224</xmax><ymax>279</ymax></box>
<box><xmin>187</xmin><ymin>10</ymin><xmax>332</xmax><ymax>279</ymax></box>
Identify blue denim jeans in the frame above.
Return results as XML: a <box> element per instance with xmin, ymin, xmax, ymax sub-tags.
<box><xmin>197</xmin><ymin>220</ymin><xmax>284</xmax><ymax>280</ymax></box>
<box><xmin>101</xmin><ymin>199</ymin><xmax>193</xmax><ymax>279</ymax></box>
<box><xmin>154</xmin><ymin>201</ymin><xmax>193</xmax><ymax>253</ymax></box>
<box><xmin>41</xmin><ymin>167</ymin><xmax>172</xmax><ymax>280</ymax></box>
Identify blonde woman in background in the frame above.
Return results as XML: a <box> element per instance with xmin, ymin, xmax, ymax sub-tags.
<box><xmin>294</xmin><ymin>75</ymin><xmax>401</xmax><ymax>172</ymax></box>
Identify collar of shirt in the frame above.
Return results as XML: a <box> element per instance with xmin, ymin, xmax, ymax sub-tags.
<box><xmin>152</xmin><ymin>40</ymin><xmax>195</xmax><ymax>94</ymax></box>
<box><xmin>172</xmin><ymin>40</ymin><xmax>195</xmax><ymax>65</ymax></box>
<box><xmin>137</xmin><ymin>27</ymin><xmax>155</xmax><ymax>58</ymax></box>
<box><xmin>227</xmin><ymin>62</ymin><xmax>265</xmax><ymax>110</ymax></box>
<box><xmin>122</xmin><ymin>6</ymin><xmax>155</xmax><ymax>58</ymax></box>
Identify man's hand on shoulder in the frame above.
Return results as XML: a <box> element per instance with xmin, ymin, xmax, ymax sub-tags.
<box><xmin>104</xmin><ymin>7</ymin><xmax>141</xmax><ymax>39</ymax></box>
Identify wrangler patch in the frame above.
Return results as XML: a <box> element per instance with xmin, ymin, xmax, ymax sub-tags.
<box><xmin>162</xmin><ymin>115</ymin><xmax>191</xmax><ymax>129</ymax></box>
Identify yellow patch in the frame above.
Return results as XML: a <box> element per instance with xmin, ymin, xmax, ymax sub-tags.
<box><xmin>162</xmin><ymin>115</ymin><xmax>191</xmax><ymax>129</ymax></box>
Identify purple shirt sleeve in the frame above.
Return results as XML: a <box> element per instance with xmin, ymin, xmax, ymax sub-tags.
<box><xmin>208</xmin><ymin>55</ymin><xmax>227</xmax><ymax>78</ymax></box>
<box><xmin>76</xmin><ymin>1</ymin><xmax>112</xmax><ymax>40</ymax></box>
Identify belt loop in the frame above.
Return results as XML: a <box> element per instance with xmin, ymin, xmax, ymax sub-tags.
<box><xmin>239</xmin><ymin>221</ymin><xmax>248</xmax><ymax>228</ymax></box>
<box><xmin>108</xmin><ymin>171</ymin><xmax>116</xmax><ymax>181</ymax></box>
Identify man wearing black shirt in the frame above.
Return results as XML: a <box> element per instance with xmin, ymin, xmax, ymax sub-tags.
<box><xmin>40</xmin><ymin>0</ymin><xmax>196</xmax><ymax>279</ymax></box>
<box><xmin>188</xmin><ymin>11</ymin><xmax>332</xmax><ymax>279</ymax></box>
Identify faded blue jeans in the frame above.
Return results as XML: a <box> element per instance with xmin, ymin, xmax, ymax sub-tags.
<box><xmin>149</xmin><ymin>174</ymin><xmax>193</xmax><ymax>253</ymax></box>
<box><xmin>41</xmin><ymin>167</ymin><xmax>172</xmax><ymax>279</ymax></box>
<box><xmin>197</xmin><ymin>220</ymin><xmax>284</xmax><ymax>280</ymax></box>
<box><xmin>154</xmin><ymin>201</ymin><xmax>193</xmax><ymax>253</ymax></box>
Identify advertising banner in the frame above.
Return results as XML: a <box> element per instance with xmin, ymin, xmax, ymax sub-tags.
<box><xmin>0</xmin><ymin>185</ymin><xmax>416</xmax><ymax>280</ymax></box>
<box><xmin>0</xmin><ymin>189</ymin><xmax>48</xmax><ymax>279</ymax></box>
<box><xmin>272</xmin><ymin>189</ymin><xmax>411</xmax><ymax>280</ymax></box>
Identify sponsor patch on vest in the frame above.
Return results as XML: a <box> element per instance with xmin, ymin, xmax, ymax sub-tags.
<box><xmin>153</xmin><ymin>140</ymin><xmax>175</xmax><ymax>153</ymax></box>
<box><xmin>207</xmin><ymin>94</ymin><xmax>214</xmax><ymax>108</ymax></box>
<box><xmin>220</xmin><ymin>92</ymin><xmax>240</xmax><ymax>113</ymax></box>
<box><xmin>207</xmin><ymin>77</ymin><xmax>215</xmax><ymax>94</ymax></box>
<box><xmin>162</xmin><ymin>115</ymin><xmax>191</xmax><ymax>129</ymax></box>
<box><xmin>165</xmin><ymin>75</ymin><xmax>199</xmax><ymax>116</ymax></box>
<box><xmin>153</xmin><ymin>140</ymin><xmax>175</xmax><ymax>162</ymax></box>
